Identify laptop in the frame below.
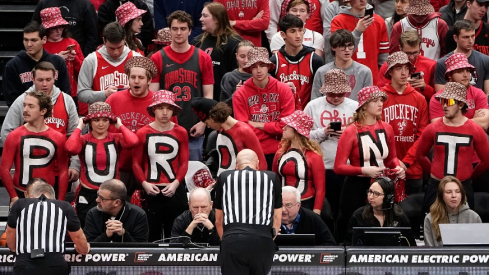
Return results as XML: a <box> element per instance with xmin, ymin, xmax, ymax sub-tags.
<box><xmin>440</xmin><ymin>223</ymin><xmax>489</xmax><ymax>246</ymax></box>
<box><xmin>274</xmin><ymin>234</ymin><xmax>316</xmax><ymax>246</ymax></box>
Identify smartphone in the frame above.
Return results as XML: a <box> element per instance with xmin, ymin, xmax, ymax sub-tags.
<box><xmin>330</xmin><ymin>121</ymin><xmax>341</xmax><ymax>132</ymax></box>
<box><xmin>411</xmin><ymin>72</ymin><xmax>421</xmax><ymax>79</ymax></box>
<box><xmin>364</xmin><ymin>9</ymin><xmax>374</xmax><ymax>18</ymax></box>
<box><xmin>66</xmin><ymin>44</ymin><xmax>75</xmax><ymax>51</ymax></box>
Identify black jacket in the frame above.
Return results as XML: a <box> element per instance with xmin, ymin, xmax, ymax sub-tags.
<box><xmin>32</xmin><ymin>0</ymin><xmax>98</xmax><ymax>56</ymax></box>
<box><xmin>83</xmin><ymin>202</ymin><xmax>149</xmax><ymax>242</ymax></box>
<box><xmin>2</xmin><ymin>49</ymin><xmax>71</xmax><ymax>106</ymax></box>
<box><xmin>282</xmin><ymin>207</ymin><xmax>336</xmax><ymax>246</ymax></box>
<box><xmin>170</xmin><ymin>209</ymin><xmax>220</xmax><ymax>245</ymax></box>
<box><xmin>98</xmin><ymin>0</ymin><xmax>154</xmax><ymax>47</ymax></box>
<box><xmin>345</xmin><ymin>206</ymin><xmax>416</xmax><ymax>246</ymax></box>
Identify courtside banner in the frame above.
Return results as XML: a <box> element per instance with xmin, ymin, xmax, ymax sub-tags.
<box><xmin>0</xmin><ymin>247</ymin><xmax>345</xmax><ymax>267</ymax></box>
<box><xmin>347</xmin><ymin>247</ymin><xmax>489</xmax><ymax>274</ymax></box>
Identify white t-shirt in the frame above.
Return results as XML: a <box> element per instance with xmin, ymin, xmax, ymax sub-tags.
<box><xmin>270</xmin><ymin>28</ymin><xmax>324</xmax><ymax>52</ymax></box>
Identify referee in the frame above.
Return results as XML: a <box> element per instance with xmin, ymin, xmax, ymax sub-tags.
<box><xmin>215</xmin><ymin>149</ymin><xmax>282</xmax><ymax>275</ymax></box>
<box><xmin>6</xmin><ymin>182</ymin><xmax>90</xmax><ymax>275</ymax></box>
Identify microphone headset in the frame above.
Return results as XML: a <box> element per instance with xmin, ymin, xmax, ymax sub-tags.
<box><xmin>374</xmin><ymin>177</ymin><xmax>395</xmax><ymax>210</ymax></box>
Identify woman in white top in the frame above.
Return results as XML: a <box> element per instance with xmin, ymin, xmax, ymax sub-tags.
<box><xmin>424</xmin><ymin>176</ymin><xmax>482</xmax><ymax>247</ymax></box>
<box><xmin>270</xmin><ymin>0</ymin><xmax>324</xmax><ymax>58</ymax></box>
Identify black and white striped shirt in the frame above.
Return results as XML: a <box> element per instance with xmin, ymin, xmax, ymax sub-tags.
<box><xmin>214</xmin><ymin>167</ymin><xmax>282</xmax><ymax>227</ymax></box>
<box><xmin>7</xmin><ymin>195</ymin><xmax>81</xmax><ymax>255</ymax></box>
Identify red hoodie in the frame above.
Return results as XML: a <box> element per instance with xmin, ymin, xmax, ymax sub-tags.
<box><xmin>233</xmin><ymin>76</ymin><xmax>295</xmax><ymax>155</ymax></box>
<box><xmin>390</xmin><ymin>13</ymin><xmax>448</xmax><ymax>60</ymax></box>
<box><xmin>381</xmin><ymin>83</ymin><xmax>430</xmax><ymax>179</ymax></box>
<box><xmin>378</xmin><ymin>55</ymin><xmax>436</xmax><ymax>102</ymax></box>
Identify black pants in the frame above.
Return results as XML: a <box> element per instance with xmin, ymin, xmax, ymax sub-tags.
<box><xmin>14</xmin><ymin>253</ymin><xmax>70</xmax><ymax>275</ymax></box>
<box><xmin>326</xmin><ymin>169</ymin><xmax>345</xmax><ymax>219</ymax></box>
<box><xmin>265</xmin><ymin>153</ymin><xmax>275</xmax><ymax>171</ymax></box>
<box><xmin>119</xmin><ymin>170</ymin><xmax>138</xmax><ymax>201</ymax></box>
<box><xmin>423</xmin><ymin>177</ymin><xmax>474</xmax><ymax>215</ymax></box>
<box><xmin>145</xmin><ymin>183</ymin><xmax>188</xmax><ymax>242</ymax></box>
<box><xmin>75</xmin><ymin>185</ymin><xmax>98</xmax><ymax>228</ymax></box>
<box><xmin>337</xmin><ymin>176</ymin><xmax>371</xmax><ymax>244</ymax></box>
<box><xmin>220</xmin><ymin>233</ymin><xmax>275</xmax><ymax>275</ymax></box>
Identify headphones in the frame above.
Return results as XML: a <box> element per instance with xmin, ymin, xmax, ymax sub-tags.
<box><xmin>375</xmin><ymin>177</ymin><xmax>394</xmax><ymax>209</ymax></box>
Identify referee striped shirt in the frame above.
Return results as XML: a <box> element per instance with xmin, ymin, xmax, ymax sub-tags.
<box><xmin>214</xmin><ymin>167</ymin><xmax>282</xmax><ymax>227</ymax></box>
<box><xmin>7</xmin><ymin>195</ymin><xmax>81</xmax><ymax>255</ymax></box>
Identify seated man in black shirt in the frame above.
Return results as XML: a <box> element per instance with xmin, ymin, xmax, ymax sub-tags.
<box><xmin>83</xmin><ymin>179</ymin><xmax>149</xmax><ymax>242</ymax></box>
<box><xmin>171</xmin><ymin>187</ymin><xmax>220</xmax><ymax>245</ymax></box>
<box><xmin>281</xmin><ymin>186</ymin><xmax>336</xmax><ymax>246</ymax></box>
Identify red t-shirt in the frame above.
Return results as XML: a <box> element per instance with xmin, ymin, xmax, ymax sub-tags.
<box><xmin>217</xmin><ymin>121</ymin><xmax>268</xmax><ymax>175</ymax></box>
<box><xmin>0</xmin><ymin>126</ymin><xmax>69</xmax><ymax>200</ymax></box>
<box><xmin>150</xmin><ymin>45</ymin><xmax>214</xmax><ymax>86</ymax></box>
<box><xmin>416</xmin><ymin>118</ymin><xmax>489</xmax><ymax>180</ymax></box>
<box><xmin>65</xmin><ymin>126</ymin><xmax>139</xmax><ymax>189</ymax></box>
<box><xmin>382</xmin><ymin>83</ymin><xmax>430</xmax><ymax>179</ymax></box>
<box><xmin>378</xmin><ymin>55</ymin><xmax>436</xmax><ymax>101</ymax></box>
<box><xmin>133</xmin><ymin>124</ymin><xmax>189</xmax><ymax>185</ymax></box>
<box><xmin>44</xmin><ymin>38</ymin><xmax>84</xmax><ymax>98</ymax></box>
<box><xmin>429</xmin><ymin>85</ymin><xmax>489</xmax><ymax>120</ymax></box>
<box><xmin>106</xmin><ymin>89</ymin><xmax>155</xmax><ymax>170</ymax></box>
<box><xmin>334</xmin><ymin>121</ymin><xmax>400</xmax><ymax>176</ymax></box>
<box><xmin>331</xmin><ymin>14</ymin><xmax>389</xmax><ymax>86</ymax></box>
<box><xmin>272</xmin><ymin>148</ymin><xmax>325</xmax><ymax>211</ymax></box>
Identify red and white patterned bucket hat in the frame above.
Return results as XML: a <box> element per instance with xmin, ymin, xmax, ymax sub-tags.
<box><xmin>435</xmin><ymin>82</ymin><xmax>467</xmax><ymax>104</ymax></box>
<box><xmin>147</xmin><ymin>90</ymin><xmax>182</xmax><ymax>117</ymax></box>
<box><xmin>124</xmin><ymin>56</ymin><xmax>158</xmax><ymax>78</ymax></box>
<box><xmin>243</xmin><ymin>47</ymin><xmax>276</xmax><ymax>73</ymax></box>
<box><xmin>281</xmin><ymin>110</ymin><xmax>314</xmax><ymax>139</ymax></box>
<box><xmin>115</xmin><ymin>2</ymin><xmax>147</xmax><ymax>27</ymax></box>
<box><xmin>444</xmin><ymin>53</ymin><xmax>475</xmax><ymax>80</ymax></box>
<box><xmin>83</xmin><ymin>102</ymin><xmax>117</xmax><ymax>123</ymax></box>
<box><xmin>40</xmin><ymin>7</ymin><xmax>69</xmax><ymax>29</ymax></box>
<box><xmin>320</xmin><ymin>69</ymin><xmax>351</xmax><ymax>94</ymax></box>
<box><xmin>384</xmin><ymin>51</ymin><xmax>416</xmax><ymax>80</ymax></box>
<box><xmin>356</xmin><ymin>86</ymin><xmax>388</xmax><ymax>110</ymax></box>
<box><xmin>405</xmin><ymin>0</ymin><xmax>435</xmax><ymax>15</ymax></box>
<box><xmin>153</xmin><ymin>28</ymin><xmax>172</xmax><ymax>45</ymax></box>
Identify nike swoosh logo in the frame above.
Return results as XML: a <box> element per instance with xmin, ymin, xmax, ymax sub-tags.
<box><xmin>166</xmin><ymin>64</ymin><xmax>174</xmax><ymax>67</ymax></box>
<box><xmin>102</xmin><ymin>66</ymin><xmax>109</xmax><ymax>69</ymax></box>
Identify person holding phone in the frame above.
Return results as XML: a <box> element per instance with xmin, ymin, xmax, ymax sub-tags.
<box><xmin>381</xmin><ymin>51</ymin><xmax>429</xmax><ymax>195</ymax></box>
<box><xmin>40</xmin><ymin>7</ymin><xmax>84</xmax><ymax>108</ymax></box>
<box><xmin>331</xmin><ymin>0</ymin><xmax>389</xmax><ymax>86</ymax></box>
<box><xmin>272</xmin><ymin>110</ymin><xmax>325</xmax><ymax>214</ymax></box>
<box><xmin>305</xmin><ymin>69</ymin><xmax>358</xmax><ymax>232</ymax></box>
<box><xmin>333</xmin><ymin>85</ymin><xmax>405</xmax><ymax>243</ymax></box>
<box><xmin>378</xmin><ymin>31</ymin><xmax>436</xmax><ymax>102</ymax></box>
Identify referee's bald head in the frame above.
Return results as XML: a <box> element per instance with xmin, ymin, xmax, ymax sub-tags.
<box><xmin>236</xmin><ymin>149</ymin><xmax>259</xmax><ymax>170</ymax></box>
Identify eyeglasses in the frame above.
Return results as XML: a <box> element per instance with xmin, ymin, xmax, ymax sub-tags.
<box><xmin>403</xmin><ymin>50</ymin><xmax>420</xmax><ymax>56</ymax></box>
<box><xmin>339</xmin><ymin>44</ymin><xmax>354</xmax><ymax>51</ymax></box>
<box><xmin>283</xmin><ymin>202</ymin><xmax>299</xmax><ymax>209</ymax></box>
<box><xmin>97</xmin><ymin>193</ymin><xmax>116</xmax><ymax>202</ymax></box>
<box><xmin>366</xmin><ymin>189</ymin><xmax>384</xmax><ymax>198</ymax></box>
<box><xmin>440</xmin><ymin>98</ymin><xmax>456</xmax><ymax>107</ymax></box>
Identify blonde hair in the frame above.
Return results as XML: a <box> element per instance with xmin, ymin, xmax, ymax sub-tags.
<box><xmin>352</xmin><ymin>104</ymin><xmax>382</xmax><ymax>126</ymax></box>
<box><xmin>279</xmin><ymin>128</ymin><xmax>323</xmax><ymax>157</ymax></box>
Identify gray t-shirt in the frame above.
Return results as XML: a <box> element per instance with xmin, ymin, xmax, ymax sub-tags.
<box><xmin>434</xmin><ymin>50</ymin><xmax>489</xmax><ymax>92</ymax></box>
<box><xmin>311</xmin><ymin>61</ymin><xmax>373</xmax><ymax>101</ymax></box>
